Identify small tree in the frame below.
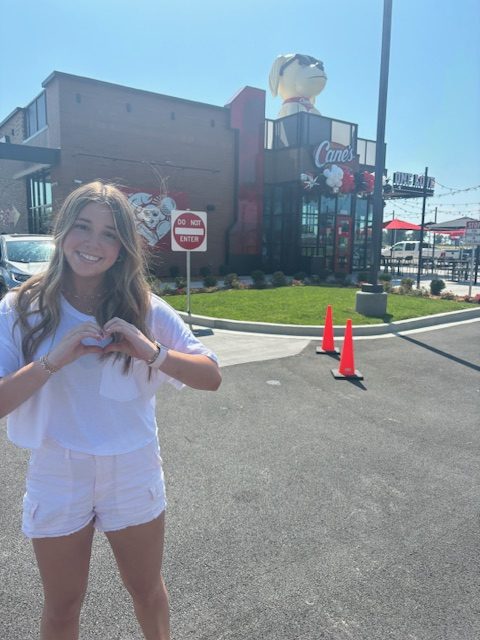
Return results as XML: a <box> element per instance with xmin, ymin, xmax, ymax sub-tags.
<box><xmin>203</xmin><ymin>274</ymin><xmax>218</xmax><ymax>288</ymax></box>
<box><xmin>224</xmin><ymin>273</ymin><xmax>239</xmax><ymax>288</ymax></box>
<box><xmin>400</xmin><ymin>277</ymin><xmax>414</xmax><ymax>293</ymax></box>
<box><xmin>199</xmin><ymin>265</ymin><xmax>211</xmax><ymax>278</ymax></box>
<box><xmin>175</xmin><ymin>276</ymin><xmax>187</xmax><ymax>290</ymax></box>
<box><xmin>293</xmin><ymin>271</ymin><xmax>307</xmax><ymax>282</ymax></box>
<box><xmin>271</xmin><ymin>271</ymin><xmax>287</xmax><ymax>287</ymax></box>
<box><xmin>430</xmin><ymin>278</ymin><xmax>446</xmax><ymax>296</ymax></box>
<box><xmin>251</xmin><ymin>269</ymin><xmax>266</xmax><ymax>289</ymax></box>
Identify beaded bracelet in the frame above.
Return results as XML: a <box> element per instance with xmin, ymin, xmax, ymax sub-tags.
<box><xmin>39</xmin><ymin>355</ymin><xmax>60</xmax><ymax>375</ymax></box>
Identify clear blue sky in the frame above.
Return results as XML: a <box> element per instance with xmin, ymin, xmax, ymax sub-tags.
<box><xmin>1</xmin><ymin>0</ymin><xmax>479</xmax><ymax>223</ymax></box>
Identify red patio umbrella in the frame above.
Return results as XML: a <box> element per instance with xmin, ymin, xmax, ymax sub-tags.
<box><xmin>383</xmin><ymin>218</ymin><xmax>422</xmax><ymax>231</ymax></box>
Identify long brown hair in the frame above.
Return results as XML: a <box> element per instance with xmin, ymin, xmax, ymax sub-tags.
<box><xmin>15</xmin><ymin>182</ymin><xmax>152</xmax><ymax>369</ymax></box>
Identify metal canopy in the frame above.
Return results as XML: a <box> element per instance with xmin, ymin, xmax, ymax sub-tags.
<box><xmin>0</xmin><ymin>142</ymin><xmax>60</xmax><ymax>165</ymax></box>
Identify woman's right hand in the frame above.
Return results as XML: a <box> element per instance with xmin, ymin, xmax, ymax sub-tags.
<box><xmin>46</xmin><ymin>322</ymin><xmax>106</xmax><ymax>370</ymax></box>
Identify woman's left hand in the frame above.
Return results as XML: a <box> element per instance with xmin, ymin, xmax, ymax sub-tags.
<box><xmin>102</xmin><ymin>318</ymin><xmax>157</xmax><ymax>362</ymax></box>
<box><xmin>102</xmin><ymin>318</ymin><xmax>222</xmax><ymax>391</ymax></box>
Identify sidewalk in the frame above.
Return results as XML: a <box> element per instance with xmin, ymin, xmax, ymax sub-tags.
<box><xmin>391</xmin><ymin>275</ymin><xmax>480</xmax><ymax>297</ymax></box>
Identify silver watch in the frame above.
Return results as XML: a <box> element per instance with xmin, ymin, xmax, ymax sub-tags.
<box><xmin>147</xmin><ymin>341</ymin><xmax>169</xmax><ymax>369</ymax></box>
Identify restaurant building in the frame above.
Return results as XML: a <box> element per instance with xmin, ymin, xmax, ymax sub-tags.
<box><xmin>0</xmin><ymin>71</ymin><xmax>380</xmax><ymax>276</ymax></box>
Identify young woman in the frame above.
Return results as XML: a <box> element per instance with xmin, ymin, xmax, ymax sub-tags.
<box><xmin>0</xmin><ymin>181</ymin><xmax>221</xmax><ymax>640</ymax></box>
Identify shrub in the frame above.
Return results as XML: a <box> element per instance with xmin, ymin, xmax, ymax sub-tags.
<box><xmin>309</xmin><ymin>275</ymin><xmax>322</xmax><ymax>285</ymax></box>
<box><xmin>440</xmin><ymin>289</ymin><xmax>455</xmax><ymax>300</ymax></box>
<box><xmin>271</xmin><ymin>271</ymin><xmax>287</xmax><ymax>287</ymax></box>
<box><xmin>251</xmin><ymin>269</ymin><xmax>266</xmax><ymax>289</ymax></box>
<box><xmin>175</xmin><ymin>276</ymin><xmax>187</xmax><ymax>290</ymax></box>
<box><xmin>317</xmin><ymin>268</ymin><xmax>332</xmax><ymax>281</ymax></box>
<box><xmin>161</xmin><ymin>284</ymin><xmax>175</xmax><ymax>295</ymax></box>
<box><xmin>169</xmin><ymin>265</ymin><xmax>180</xmax><ymax>278</ymax></box>
<box><xmin>430</xmin><ymin>278</ymin><xmax>446</xmax><ymax>296</ymax></box>
<box><xmin>199</xmin><ymin>265</ymin><xmax>211</xmax><ymax>278</ymax></box>
<box><xmin>203</xmin><ymin>274</ymin><xmax>218</xmax><ymax>288</ymax></box>
<box><xmin>400</xmin><ymin>277</ymin><xmax>414</xmax><ymax>292</ymax></box>
<box><xmin>293</xmin><ymin>271</ymin><xmax>307</xmax><ymax>282</ymax></box>
<box><xmin>218</xmin><ymin>264</ymin><xmax>229</xmax><ymax>276</ymax></box>
<box><xmin>410</xmin><ymin>286</ymin><xmax>430</xmax><ymax>297</ymax></box>
<box><xmin>224</xmin><ymin>273</ymin><xmax>239</xmax><ymax>288</ymax></box>
<box><xmin>357</xmin><ymin>271</ymin><xmax>370</xmax><ymax>282</ymax></box>
<box><xmin>378</xmin><ymin>272</ymin><xmax>392</xmax><ymax>282</ymax></box>
<box><xmin>149</xmin><ymin>278</ymin><xmax>163</xmax><ymax>296</ymax></box>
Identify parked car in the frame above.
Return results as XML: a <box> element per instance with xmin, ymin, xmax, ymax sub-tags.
<box><xmin>0</xmin><ymin>234</ymin><xmax>54</xmax><ymax>297</ymax></box>
<box><xmin>381</xmin><ymin>241</ymin><xmax>435</xmax><ymax>261</ymax></box>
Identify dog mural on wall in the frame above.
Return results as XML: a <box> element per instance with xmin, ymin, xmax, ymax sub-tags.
<box><xmin>269</xmin><ymin>53</ymin><xmax>327</xmax><ymax>118</ymax></box>
<box><xmin>128</xmin><ymin>192</ymin><xmax>177</xmax><ymax>249</ymax></box>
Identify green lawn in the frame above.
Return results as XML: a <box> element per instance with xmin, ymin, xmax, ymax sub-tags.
<box><xmin>165</xmin><ymin>286</ymin><xmax>474</xmax><ymax>325</ymax></box>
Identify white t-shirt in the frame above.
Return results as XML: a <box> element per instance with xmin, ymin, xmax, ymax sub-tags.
<box><xmin>0</xmin><ymin>292</ymin><xmax>218</xmax><ymax>454</ymax></box>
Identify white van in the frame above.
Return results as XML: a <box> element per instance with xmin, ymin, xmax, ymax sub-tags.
<box><xmin>381</xmin><ymin>241</ymin><xmax>435</xmax><ymax>260</ymax></box>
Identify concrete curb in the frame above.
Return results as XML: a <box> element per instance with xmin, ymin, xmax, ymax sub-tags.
<box><xmin>178</xmin><ymin>306</ymin><xmax>480</xmax><ymax>337</ymax></box>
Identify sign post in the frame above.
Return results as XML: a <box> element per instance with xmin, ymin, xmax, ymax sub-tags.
<box><xmin>465</xmin><ymin>220</ymin><xmax>480</xmax><ymax>297</ymax></box>
<box><xmin>171</xmin><ymin>210</ymin><xmax>207</xmax><ymax>324</ymax></box>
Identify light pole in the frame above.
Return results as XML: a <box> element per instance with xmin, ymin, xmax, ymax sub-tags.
<box><xmin>416</xmin><ymin>166</ymin><xmax>429</xmax><ymax>288</ymax></box>
<box><xmin>370</xmin><ymin>0</ymin><xmax>393</xmax><ymax>287</ymax></box>
<box><xmin>356</xmin><ymin>0</ymin><xmax>393</xmax><ymax>317</ymax></box>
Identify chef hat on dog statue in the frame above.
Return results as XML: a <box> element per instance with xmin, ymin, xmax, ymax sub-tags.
<box><xmin>269</xmin><ymin>53</ymin><xmax>327</xmax><ymax>118</ymax></box>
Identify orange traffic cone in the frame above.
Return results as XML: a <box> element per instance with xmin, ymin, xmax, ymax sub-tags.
<box><xmin>316</xmin><ymin>305</ymin><xmax>339</xmax><ymax>355</ymax></box>
<box><xmin>331</xmin><ymin>319</ymin><xmax>364</xmax><ymax>380</ymax></box>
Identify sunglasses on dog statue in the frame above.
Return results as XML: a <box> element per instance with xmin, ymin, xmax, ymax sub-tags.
<box><xmin>279</xmin><ymin>54</ymin><xmax>325</xmax><ymax>76</ymax></box>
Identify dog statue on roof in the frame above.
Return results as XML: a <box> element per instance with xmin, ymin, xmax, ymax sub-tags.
<box><xmin>269</xmin><ymin>53</ymin><xmax>327</xmax><ymax>118</ymax></box>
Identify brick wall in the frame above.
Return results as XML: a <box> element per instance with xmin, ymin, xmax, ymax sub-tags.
<box><xmin>47</xmin><ymin>74</ymin><xmax>236</xmax><ymax>276</ymax></box>
<box><xmin>0</xmin><ymin>109</ymin><xmax>29</xmax><ymax>233</ymax></box>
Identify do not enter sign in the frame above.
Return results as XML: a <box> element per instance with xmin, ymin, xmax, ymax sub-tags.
<box><xmin>171</xmin><ymin>210</ymin><xmax>207</xmax><ymax>252</ymax></box>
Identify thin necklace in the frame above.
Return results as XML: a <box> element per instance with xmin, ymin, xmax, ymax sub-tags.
<box><xmin>64</xmin><ymin>291</ymin><xmax>103</xmax><ymax>300</ymax></box>
<box><xmin>62</xmin><ymin>290</ymin><xmax>104</xmax><ymax>314</ymax></box>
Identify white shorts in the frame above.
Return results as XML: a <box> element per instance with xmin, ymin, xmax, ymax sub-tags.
<box><xmin>22</xmin><ymin>438</ymin><xmax>166</xmax><ymax>538</ymax></box>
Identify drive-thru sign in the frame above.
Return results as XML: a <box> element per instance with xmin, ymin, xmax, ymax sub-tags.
<box><xmin>171</xmin><ymin>210</ymin><xmax>207</xmax><ymax>252</ymax></box>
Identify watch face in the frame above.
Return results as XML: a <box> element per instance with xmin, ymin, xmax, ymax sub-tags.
<box><xmin>149</xmin><ymin>342</ymin><xmax>169</xmax><ymax>369</ymax></box>
<box><xmin>147</xmin><ymin>343</ymin><xmax>161</xmax><ymax>366</ymax></box>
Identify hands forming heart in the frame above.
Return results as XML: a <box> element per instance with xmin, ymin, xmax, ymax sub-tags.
<box><xmin>48</xmin><ymin>318</ymin><xmax>157</xmax><ymax>370</ymax></box>
<box><xmin>81</xmin><ymin>335</ymin><xmax>113</xmax><ymax>348</ymax></box>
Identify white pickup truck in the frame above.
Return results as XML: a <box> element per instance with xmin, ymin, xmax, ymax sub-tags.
<box><xmin>381</xmin><ymin>241</ymin><xmax>472</xmax><ymax>261</ymax></box>
<box><xmin>381</xmin><ymin>241</ymin><xmax>435</xmax><ymax>260</ymax></box>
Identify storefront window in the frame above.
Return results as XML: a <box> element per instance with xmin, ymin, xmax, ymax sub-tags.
<box><xmin>352</xmin><ymin>197</ymin><xmax>370</xmax><ymax>270</ymax></box>
<box><xmin>301</xmin><ymin>197</ymin><xmax>318</xmax><ymax>236</ymax></box>
<box><xmin>320</xmin><ymin>195</ymin><xmax>336</xmax><ymax>214</ymax></box>
<box><xmin>299</xmin><ymin>195</ymin><xmax>319</xmax><ymax>259</ymax></box>
<box><xmin>25</xmin><ymin>92</ymin><xmax>47</xmax><ymax>138</ymax></box>
<box><xmin>337</xmin><ymin>193</ymin><xmax>352</xmax><ymax>216</ymax></box>
<box><xmin>27</xmin><ymin>171</ymin><xmax>52</xmax><ymax>233</ymax></box>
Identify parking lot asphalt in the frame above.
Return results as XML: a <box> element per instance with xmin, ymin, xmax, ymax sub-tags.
<box><xmin>1</xmin><ymin>320</ymin><xmax>479</xmax><ymax>639</ymax></box>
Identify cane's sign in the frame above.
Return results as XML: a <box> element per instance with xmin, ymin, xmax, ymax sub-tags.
<box><xmin>313</xmin><ymin>140</ymin><xmax>355</xmax><ymax>169</ymax></box>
